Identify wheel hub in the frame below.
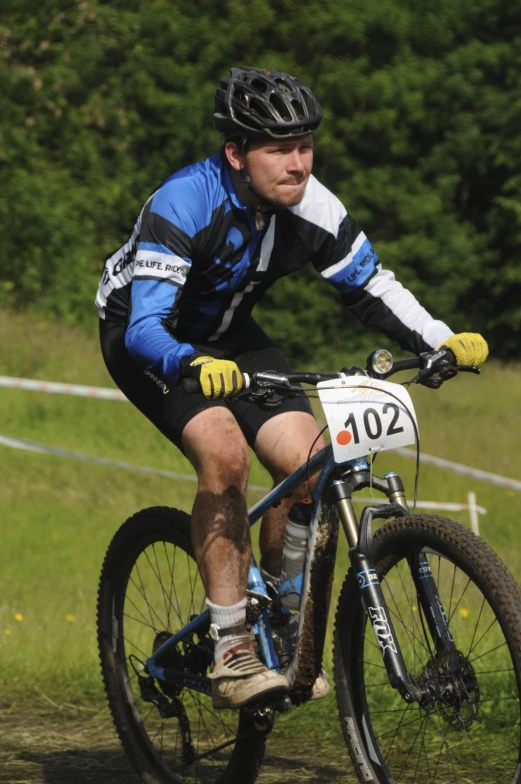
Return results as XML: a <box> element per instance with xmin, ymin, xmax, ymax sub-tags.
<box><xmin>419</xmin><ymin>649</ymin><xmax>480</xmax><ymax>729</ymax></box>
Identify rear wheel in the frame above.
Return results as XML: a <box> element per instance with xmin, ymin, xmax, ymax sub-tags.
<box><xmin>334</xmin><ymin>514</ymin><xmax>521</xmax><ymax>783</ymax></box>
<box><xmin>97</xmin><ymin>506</ymin><xmax>265</xmax><ymax>784</ymax></box>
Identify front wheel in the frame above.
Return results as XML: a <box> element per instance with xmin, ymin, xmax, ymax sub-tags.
<box><xmin>97</xmin><ymin>506</ymin><xmax>265</xmax><ymax>784</ymax></box>
<box><xmin>334</xmin><ymin>514</ymin><xmax>521</xmax><ymax>784</ymax></box>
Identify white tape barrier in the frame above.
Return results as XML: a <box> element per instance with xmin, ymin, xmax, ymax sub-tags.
<box><xmin>0</xmin><ymin>434</ymin><xmax>485</xmax><ymax>534</ymax></box>
<box><xmin>352</xmin><ymin>493</ymin><xmax>485</xmax><ymax>536</ymax></box>
<box><xmin>1</xmin><ymin>374</ymin><xmax>520</xmax><ymax>494</ymax></box>
<box><xmin>396</xmin><ymin>448</ymin><xmax>521</xmax><ymax>493</ymax></box>
<box><xmin>0</xmin><ymin>376</ymin><xmax>127</xmax><ymax>401</ymax></box>
<box><xmin>0</xmin><ymin>434</ymin><xmax>269</xmax><ymax>493</ymax></box>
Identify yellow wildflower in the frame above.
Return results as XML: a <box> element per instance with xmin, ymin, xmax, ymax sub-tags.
<box><xmin>14</xmin><ymin>613</ymin><xmax>23</xmax><ymax>622</ymax></box>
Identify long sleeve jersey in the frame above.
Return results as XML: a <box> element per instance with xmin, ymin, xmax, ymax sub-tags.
<box><xmin>95</xmin><ymin>152</ymin><xmax>452</xmax><ymax>383</ymax></box>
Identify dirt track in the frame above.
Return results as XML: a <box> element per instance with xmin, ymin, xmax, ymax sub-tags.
<box><xmin>0</xmin><ymin>704</ymin><xmax>355</xmax><ymax>783</ymax></box>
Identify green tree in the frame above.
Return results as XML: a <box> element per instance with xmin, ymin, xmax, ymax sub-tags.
<box><xmin>1</xmin><ymin>0</ymin><xmax>520</xmax><ymax>361</ymax></box>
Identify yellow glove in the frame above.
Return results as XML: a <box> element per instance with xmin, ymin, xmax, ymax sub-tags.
<box><xmin>187</xmin><ymin>355</ymin><xmax>244</xmax><ymax>399</ymax></box>
<box><xmin>437</xmin><ymin>333</ymin><xmax>489</xmax><ymax>366</ymax></box>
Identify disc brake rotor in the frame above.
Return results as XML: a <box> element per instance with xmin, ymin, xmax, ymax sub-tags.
<box><xmin>420</xmin><ymin>649</ymin><xmax>480</xmax><ymax>730</ymax></box>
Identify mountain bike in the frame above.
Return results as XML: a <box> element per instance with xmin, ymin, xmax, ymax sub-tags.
<box><xmin>97</xmin><ymin>346</ymin><xmax>521</xmax><ymax>783</ymax></box>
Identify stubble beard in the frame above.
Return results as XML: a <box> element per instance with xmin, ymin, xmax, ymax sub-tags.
<box><xmin>269</xmin><ymin>179</ymin><xmax>308</xmax><ymax>208</ymax></box>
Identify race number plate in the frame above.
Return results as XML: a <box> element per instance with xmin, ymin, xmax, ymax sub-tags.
<box><xmin>317</xmin><ymin>376</ymin><xmax>418</xmax><ymax>464</ymax></box>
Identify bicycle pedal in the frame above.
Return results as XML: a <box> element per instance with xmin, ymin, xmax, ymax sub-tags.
<box><xmin>246</xmin><ymin>701</ymin><xmax>274</xmax><ymax>719</ymax></box>
<box><xmin>274</xmin><ymin>694</ymin><xmax>292</xmax><ymax>713</ymax></box>
<box><xmin>289</xmin><ymin>685</ymin><xmax>313</xmax><ymax>706</ymax></box>
<box><xmin>245</xmin><ymin>693</ymin><xmax>292</xmax><ymax>719</ymax></box>
<box><xmin>245</xmin><ymin>701</ymin><xmax>278</xmax><ymax>733</ymax></box>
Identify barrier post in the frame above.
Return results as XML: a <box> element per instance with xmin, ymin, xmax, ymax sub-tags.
<box><xmin>468</xmin><ymin>491</ymin><xmax>480</xmax><ymax>536</ymax></box>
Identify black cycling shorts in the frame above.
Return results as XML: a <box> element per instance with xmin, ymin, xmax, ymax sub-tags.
<box><xmin>99</xmin><ymin>317</ymin><xmax>314</xmax><ymax>451</ymax></box>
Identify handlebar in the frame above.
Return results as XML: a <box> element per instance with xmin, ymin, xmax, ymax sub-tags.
<box><xmin>181</xmin><ymin>347</ymin><xmax>480</xmax><ymax>397</ymax></box>
<box><xmin>182</xmin><ymin>377</ymin><xmax>206</xmax><ymax>394</ymax></box>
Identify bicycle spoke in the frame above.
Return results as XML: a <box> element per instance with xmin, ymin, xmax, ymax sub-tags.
<box><xmin>466</xmin><ymin>592</ymin><xmax>486</xmax><ymax>657</ymax></box>
<box><xmin>468</xmin><ymin>615</ymin><xmax>500</xmax><ymax>659</ymax></box>
<box><xmin>383</xmin><ymin>703</ymin><xmax>414</xmax><ymax>758</ymax></box>
<box><xmin>104</xmin><ymin>519</ymin><xmax>257</xmax><ymax>784</ymax></box>
<box><xmin>353</xmin><ymin>536</ymin><xmax>521</xmax><ymax>784</ymax></box>
<box><xmin>469</xmin><ymin>639</ymin><xmax>508</xmax><ymax>664</ymax></box>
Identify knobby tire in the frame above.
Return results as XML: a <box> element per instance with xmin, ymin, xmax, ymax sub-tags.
<box><xmin>334</xmin><ymin>514</ymin><xmax>521</xmax><ymax>784</ymax></box>
<box><xmin>97</xmin><ymin>506</ymin><xmax>265</xmax><ymax>784</ymax></box>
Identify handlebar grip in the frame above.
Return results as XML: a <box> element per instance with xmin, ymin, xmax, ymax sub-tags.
<box><xmin>181</xmin><ymin>372</ymin><xmax>250</xmax><ymax>395</ymax></box>
<box><xmin>182</xmin><ymin>378</ymin><xmax>201</xmax><ymax>394</ymax></box>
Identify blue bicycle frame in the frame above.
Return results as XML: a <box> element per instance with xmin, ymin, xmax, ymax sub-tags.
<box><xmin>145</xmin><ymin>445</ymin><xmax>369</xmax><ymax>686</ymax></box>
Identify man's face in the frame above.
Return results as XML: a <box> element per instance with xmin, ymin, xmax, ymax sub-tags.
<box><xmin>242</xmin><ymin>135</ymin><xmax>314</xmax><ymax>207</ymax></box>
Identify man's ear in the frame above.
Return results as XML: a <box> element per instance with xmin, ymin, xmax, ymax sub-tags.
<box><xmin>224</xmin><ymin>141</ymin><xmax>244</xmax><ymax>171</ymax></box>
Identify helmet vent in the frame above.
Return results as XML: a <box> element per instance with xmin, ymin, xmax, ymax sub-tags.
<box><xmin>214</xmin><ymin>67</ymin><xmax>322</xmax><ymax>139</ymax></box>
<box><xmin>249</xmin><ymin>97</ymin><xmax>272</xmax><ymax>120</ymax></box>
<box><xmin>275</xmin><ymin>77</ymin><xmax>293</xmax><ymax>95</ymax></box>
<box><xmin>251</xmin><ymin>78</ymin><xmax>269</xmax><ymax>93</ymax></box>
<box><xmin>291</xmin><ymin>99</ymin><xmax>305</xmax><ymax>120</ymax></box>
<box><xmin>269</xmin><ymin>92</ymin><xmax>293</xmax><ymax>121</ymax></box>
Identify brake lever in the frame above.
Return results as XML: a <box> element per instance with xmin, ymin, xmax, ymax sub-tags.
<box><xmin>243</xmin><ymin>383</ymin><xmax>303</xmax><ymax>401</ymax></box>
<box><xmin>244</xmin><ymin>388</ymin><xmax>285</xmax><ymax>408</ymax></box>
<box><xmin>236</xmin><ymin>373</ymin><xmax>302</xmax><ymax>408</ymax></box>
<box><xmin>412</xmin><ymin>360</ymin><xmax>480</xmax><ymax>389</ymax></box>
<box><xmin>420</xmin><ymin>348</ymin><xmax>452</xmax><ymax>372</ymax></box>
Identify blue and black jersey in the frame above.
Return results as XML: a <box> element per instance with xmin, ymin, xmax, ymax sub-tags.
<box><xmin>96</xmin><ymin>152</ymin><xmax>452</xmax><ymax>383</ymax></box>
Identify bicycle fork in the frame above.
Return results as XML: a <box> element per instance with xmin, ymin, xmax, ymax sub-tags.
<box><xmin>331</xmin><ymin>473</ymin><xmax>456</xmax><ymax>705</ymax></box>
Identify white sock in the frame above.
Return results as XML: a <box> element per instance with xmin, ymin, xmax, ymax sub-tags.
<box><xmin>206</xmin><ymin>597</ymin><xmax>249</xmax><ymax>662</ymax></box>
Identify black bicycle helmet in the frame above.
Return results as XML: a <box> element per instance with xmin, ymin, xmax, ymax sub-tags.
<box><xmin>214</xmin><ymin>67</ymin><xmax>323</xmax><ymax>139</ymax></box>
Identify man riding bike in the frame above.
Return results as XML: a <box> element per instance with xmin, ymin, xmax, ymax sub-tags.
<box><xmin>95</xmin><ymin>66</ymin><xmax>488</xmax><ymax>710</ymax></box>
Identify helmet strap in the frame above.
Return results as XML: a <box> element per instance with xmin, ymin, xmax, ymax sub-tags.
<box><xmin>240</xmin><ymin>166</ymin><xmax>271</xmax><ymax>211</ymax></box>
<box><xmin>224</xmin><ymin>135</ymin><xmax>275</xmax><ymax>212</ymax></box>
<box><xmin>237</xmin><ymin>138</ymin><xmax>273</xmax><ymax>209</ymax></box>
<box><xmin>238</xmin><ymin>137</ymin><xmax>252</xmax><ymax>188</ymax></box>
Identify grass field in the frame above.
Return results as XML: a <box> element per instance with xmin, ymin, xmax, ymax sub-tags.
<box><xmin>1</xmin><ymin>306</ymin><xmax>521</xmax><ymax>731</ymax></box>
